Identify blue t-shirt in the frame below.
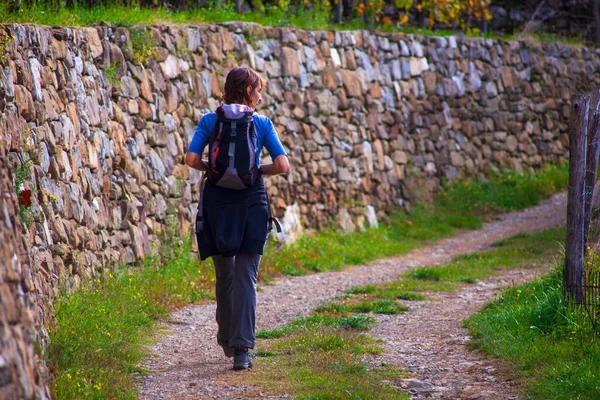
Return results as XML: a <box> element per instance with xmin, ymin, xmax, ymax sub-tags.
<box><xmin>188</xmin><ymin>113</ymin><xmax>286</xmax><ymax>166</ymax></box>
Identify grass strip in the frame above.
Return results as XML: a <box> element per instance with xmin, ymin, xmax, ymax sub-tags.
<box><xmin>246</xmin><ymin>322</ymin><xmax>410</xmax><ymax>399</ymax></box>
<box><xmin>250</xmin><ymin>227</ymin><xmax>564</xmax><ymax>399</ymax></box>
<box><xmin>256</xmin><ymin>313</ymin><xmax>377</xmax><ymax>339</ymax></box>
<box><xmin>0</xmin><ymin>3</ymin><xmax>343</xmax><ymax>31</ymax></box>
<box><xmin>49</xmin><ymin>240</ymin><xmax>216</xmax><ymax>400</ymax></box>
<box><xmin>260</xmin><ymin>164</ymin><xmax>568</xmax><ymax>278</ymax></box>
<box><xmin>48</xmin><ymin>164</ymin><xmax>568</xmax><ymax>399</ymax></box>
<box><xmin>246</xmin><ymin>328</ymin><xmax>411</xmax><ymax>400</ymax></box>
<box><xmin>465</xmin><ymin>268</ymin><xmax>600</xmax><ymax>399</ymax></box>
<box><xmin>403</xmin><ymin>229</ymin><xmax>565</xmax><ymax>286</ymax></box>
<box><xmin>0</xmin><ymin>3</ymin><xmax>591</xmax><ymax>47</ymax></box>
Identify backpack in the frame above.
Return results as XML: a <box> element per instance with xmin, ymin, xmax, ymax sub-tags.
<box><xmin>206</xmin><ymin>106</ymin><xmax>259</xmax><ymax>190</ymax></box>
<box><xmin>195</xmin><ymin>107</ymin><xmax>282</xmax><ymax>237</ymax></box>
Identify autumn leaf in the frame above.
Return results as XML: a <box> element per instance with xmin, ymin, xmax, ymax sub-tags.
<box><xmin>18</xmin><ymin>189</ymin><xmax>32</xmax><ymax>208</ymax></box>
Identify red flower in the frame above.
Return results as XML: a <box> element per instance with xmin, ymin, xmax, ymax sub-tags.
<box><xmin>18</xmin><ymin>189</ymin><xmax>32</xmax><ymax>208</ymax></box>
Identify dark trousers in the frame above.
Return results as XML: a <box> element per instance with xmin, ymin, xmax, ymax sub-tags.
<box><xmin>213</xmin><ymin>252</ymin><xmax>262</xmax><ymax>349</ymax></box>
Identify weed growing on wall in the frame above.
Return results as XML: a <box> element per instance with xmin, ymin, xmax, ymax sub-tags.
<box><xmin>129</xmin><ymin>27</ymin><xmax>155</xmax><ymax>65</ymax></box>
<box><xmin>0</xmin><ymin>25</ymin><xmax>13</xmax><ymax>63</ymax></box>
<box><xmin>102</xmin><ymin>63</ymin><xmax>121</xmax><ymax>87</ymax></box>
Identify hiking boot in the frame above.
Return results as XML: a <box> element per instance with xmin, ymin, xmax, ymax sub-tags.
<box><xmin>221</xmin><ymin>344</ymin><xmax>235</xmax><ymax>358</ymax></box>
<box><xmin>233</xmin><ymin>348</ymin><xmax>253</xmax><ymax>370</ymax></box>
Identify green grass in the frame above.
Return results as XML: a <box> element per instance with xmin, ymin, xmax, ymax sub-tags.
<box><xmin>47</xmin><ymin>164</ymin><xmax>568</xmax><ymax>399</ymax></box>
<box><xmin>404</xmin><ymin>228</ymin><xmax>564</xmax><ymax>286</ymax></box>
<box><xmin>346</xmin><ymin>283</ymin><xmax>427</xmax><ymax>300</ymax></box>
<box><xmin>314</xmin><ymin>298</ymin><xmax>409</xmax><ymax>315</ymax></box>
<box><xmin>251</xmin><ymin>227</ymin><xmax>565</xmax><ymax>399</ymax></box>
<box><xmin>257</xmin><ymin>313</ymin><xmax>377</xmax><ymax>339</ymax></box>
<box><xmin>245</xmin><ymin>286</ymin><xmax>410</xmax><ymax>398</ymax></box>
<box><xmin>246</xmin><ymin>328</ymin><xmax>409</xmax><ymax>399</ymax></box>
<box><xmin>255</xmin><ymin>329</ymin><xmax>409</xmax><ymax>400</ymax></box>
<box><xmin>260</xmin><ymin>163</ymin><xmax>568</xmax><ymax>279</ymax></box>
<box><xmin>49</xmin><ymin>239</ymin><xmax>216</xmax><ymax>400</ymax></box>
<box><xmin>0</xmin><ymin>3</ymin><xmax>331</xmax><ymax>30</ymax></box>
<box><xmin>0</xmin><ymin>3</ymin><xmax>592</xmax><ymax>48</ymax></box>
<box><xmin>465</xmin><ymin>268</ymin><xmax>600</xmax><ymax>399</ymax></box>
<box><xmin>435</xmin><ymin>164</ymin><xmax>568</xmax><ymax>221</ymax></box>
<box><xmin>336</xmin><ymin>228</ymin><xmax>564</xmax><ymax>307</ymax></box>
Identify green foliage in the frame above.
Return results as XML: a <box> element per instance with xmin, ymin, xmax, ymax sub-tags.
<box><xmin>252</xmin><ymin>327</ymin><xmax>408</xmax><ymax>399</ymax></box>
<box><xmin>253</xmin><ymin>227</ymin><xmax>564</xmax><ymax>399</ymax></box>
<box><xmin>405</xmin><ymin>228</ymin><xmax>564</xmax><ymax>285</ymax></box>
<box><xmin>339</xmin><ymin>228</ymin><xmax>564</xmax><ymax>305</ymax></box>
<box><xmin>504</xmin><ymin>28</ymin><xmax>588</xmax><ymax>47</ymax></box>
<box><xmin>347</xmin><ymin>283</ymin><xmax>427</xmax><ymax>300</ymax></box>
<box><xmin>128</xmin><ymin>27</ymin><xmax>156</xmax><ymax>66</ymax></box>
<box><xmin>395</xmin><ymin>0</ymin><xmax>413</xmax><ymax>9</ymax></box>
<box><xmin>434</xmin><ymin>163</ymin><xmax>569</xmax><ymax>221</ymax></box>
<box><xmin>0</xmin><ymin>0</ymin><xmax>491</xmax><ymax>34</ymax></box>
<box><xmin>257</xmin><ymin>313</ymin><xmax>376</xmax><ymax>338</ymax></box>
<box><xmin>0</xmin><ymin>26</ymin><xmax>13</xmax><ymax>63</ymax></box>
<box><xmin>102</xmin><ymin>63</ymin><xmax>121</xmax><ymax>86</ymax></box>
<box><xmin>420</xmin><ymin>0</ymin><xmax>492</xmax><ymax>34</ymax></box>
<box><xmin>259</xmin><ymin>329</ymin><xmax>408</xmax><ymax>399</ymax></box>
<box><xmin>262</xmin><ymin>163</ymin><xmax>569</xmax><ymax>278</ymax></box>
<box><xmin>48</xmin><ymin>165</ymin><xmax>568</xmax><ymax>399</ymax></box>
<box><xmin>49</xmin><ymin>238</ymin><xmax>215</xmax><ymax>400</ymax></box>
<box><xmin>315</xmin><ymin>298</ymin><xmax>409</xmax><ymax>314</ymax></box>
<box><xmin>14</xmin><ymin>158</ymin><xmax>32</xmax><ymax>192</ymax></box>
<box><xmin>13</xmin><ymin>158</ymin><xmax>34</xmax><ymax>226</ymax></box>
<box><xmin>465</xmin><ymin>268</ymin><xmax>600</xmax><ymax>399</ymax></box>
<box><xmin>0</xmin><ymin>2</ymin><xmax>334</xmax><ymax>31</ymax></box>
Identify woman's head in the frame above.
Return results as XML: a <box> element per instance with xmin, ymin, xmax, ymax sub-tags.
<box><xmin>223</xmin><ymin>67</ymin><xmax>265</xmax><ymax>109</ymax></box>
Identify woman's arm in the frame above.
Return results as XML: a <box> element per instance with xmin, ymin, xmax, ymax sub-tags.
<box><xmin>185</xmin><ymin>152</ymin><xmax>208</xmax><ymax>171</ymax></box>
<box><xmin>186</xmin><ymin>114</ymin><xmax>215</xmax><ymax>171</ymax></box>
<box><xmin>260</xmin><ymin>154</ymin><xmax>289</xmax><ymax>176</ymax></box>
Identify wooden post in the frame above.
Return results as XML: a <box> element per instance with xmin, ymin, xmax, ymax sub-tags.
<box><xmin>584</xmin><ymin>87</ymin><xmax>600</xmax><ymax>250</ymax></box>
<box><xmin>566</xmin><ymin>94</ymin><xmax>589</xmax><ymax>303</ymax></box>
<box><xmin>334</xmin><ymin>0</ymin><xmax>342</xmax><ymax>24</ymax></box>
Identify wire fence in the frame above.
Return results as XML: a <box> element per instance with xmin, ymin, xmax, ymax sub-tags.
<box><xmin>583</xmin><ymin>269</ymin><xmax>600</xmax><ymax>336</ymax></box>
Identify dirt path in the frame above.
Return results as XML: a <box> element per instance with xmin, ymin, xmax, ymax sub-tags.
<box><xmin>139</xmin><ymin>192</ymin><xmax>566</xmax><ymax>399</ymax></box>
<box><xmin>372</xmin><ymin>267</ymin><xmax>541</xmax><ymax>400</ymax></box>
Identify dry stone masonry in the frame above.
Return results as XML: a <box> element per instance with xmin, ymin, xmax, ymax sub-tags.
<box><xmin>0</xmin><ymin>158</ymin><xmax>48</xmax><ymax>399</ymax></box>
<box><xmin>0</xmin><ymin>21</ymin><xmax>599</xmax><ymax>398</ymax></box>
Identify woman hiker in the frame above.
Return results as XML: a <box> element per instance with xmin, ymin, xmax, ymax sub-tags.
<box><xmin>185</xmin><ymin>66</ymin><xmax>289</xmax><ymax>370</ymax></box>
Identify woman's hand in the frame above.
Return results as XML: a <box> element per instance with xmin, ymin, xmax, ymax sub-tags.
<box><xmin>260</xmin><ymin>155</ymin><xmax>289</xmax><ymax>176</ymax></box>
<box><xmin>185</xmin><ymin>152</ymin><xmax>208</xmax><ymax>171</ymax></box>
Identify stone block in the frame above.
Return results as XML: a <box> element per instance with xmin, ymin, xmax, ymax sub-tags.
<box><xmin>339</xmin><ymin>69</ymin><xmax>362</xmax><ymax>98</ymax></box>
<box><xmin>281</xmin><ymin>47</ymin><xmax>300</xmax><ymax>77</ymax></box>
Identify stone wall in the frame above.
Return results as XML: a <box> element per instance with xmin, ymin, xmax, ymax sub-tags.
<box><xmin>0</xmin><ymin>22</ymin><xmax>599</xmax><ymax>398</ymax></box>
<box><xmin>0</xmin><ymin>157</ymin><xmax>48</xmax><ymax>399</ymax></box>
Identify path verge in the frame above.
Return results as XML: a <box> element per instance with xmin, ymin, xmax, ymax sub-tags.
<box><xmin>139</xmin><ymin>192</ymin><xmax>566</xmax><ymax>399</ymax></box>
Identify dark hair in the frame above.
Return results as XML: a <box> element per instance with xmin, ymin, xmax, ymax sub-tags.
<box><xmin>223</xmin><ymin>67</ymin><xmax>265</xmax><ymax>105</ymax></box>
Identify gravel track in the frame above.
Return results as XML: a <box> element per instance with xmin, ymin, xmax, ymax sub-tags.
<box><xmin>139</xmin><ymin>192</ymin><xmax>566</xmax><ymax>399</ymax></box>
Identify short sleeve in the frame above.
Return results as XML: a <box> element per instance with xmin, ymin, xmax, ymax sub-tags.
<box><xmin>187</xmin><ymin>114</ymin><xmax>216</xmax><ymax>155</ymax></box>
<box><xmin>257</xmin><ymin>116</ymin><xmax>286</xmax><ymax>160</ymax></box>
